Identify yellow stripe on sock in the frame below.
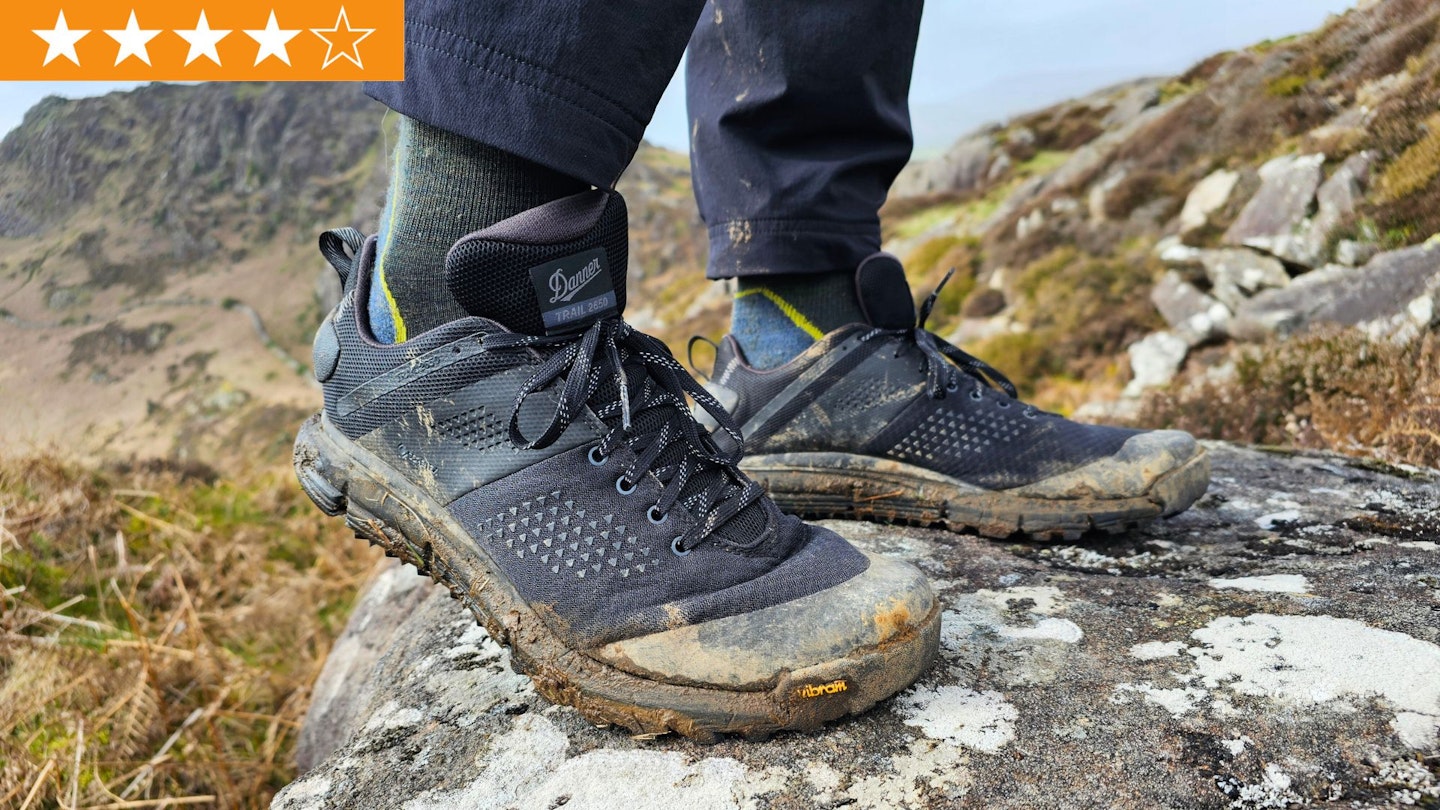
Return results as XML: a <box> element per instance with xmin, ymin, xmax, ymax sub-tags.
<box><xmin>735</xmin><ymin>286</ymin><xmax>825</xmax><ymax>340</ymax></box>
<box><xmin>376</xmin><ymin>145</ymin><xmax>408</xmax><ymax>343</ymax></box>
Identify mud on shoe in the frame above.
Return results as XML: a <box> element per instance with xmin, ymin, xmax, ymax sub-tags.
<box><xmin>294</xmin><ymin>191</ymin><xmax>940</xmax><ymax>741</ymax></box>
<box><xmin>697</xmin><ymin>255</ymin><xmax>1210</xmax><ymax>541</ymax></box>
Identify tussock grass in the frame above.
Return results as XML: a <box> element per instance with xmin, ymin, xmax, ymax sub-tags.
<box><xmin>0</xmin><ymin>453</ymin><xmax>378</xmax><ymax>808</ymax></box>
<box><xmin>1139</xmin><ymin>329</ymin><xmax>1440</xmax><ymax>469</ymax></box>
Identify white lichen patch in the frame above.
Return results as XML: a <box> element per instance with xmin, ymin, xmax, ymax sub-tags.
<box><xmin>525</xmin><ymin>749</ymin><xmax>754</xmax><ymax>810</ymax></box>
<box><xmin>1254</xmin><ymin>510</ymin><xmax>1302</xmax><ymax>530</ymax></box>
<box><xmin>999</xmin><ymin>617</ymin><xmax>1084</xmax><ymax>643</ymax></box>
<box><xmin>403</xmin><ymin>713</ymin><xmax>569</xmax><ymax>810</ymax></box>
<box><xmin>895</xmin><ymin>685</ymin><xmax>1018</xmax><ymax>753</ymax></box>
<box><xmin>1219</xmin><ymin>763</ymin><xmax>1306</xmax><ymax>809</ymax></box>
<box><xmin>1165</xmin><ymin>614</ymin><xmax>1440</xmax><ymax>749</ymax></box>
<box><xmin>1208</xmin><ymin>574</ymin><xmax>1310</xmax><ymax>594</ymax></box>
<box><xmin>843</xmin><ymin>737</ymin><xmax>973</xmax><ymax>807</ymax></box>
<box><xmin>361</xmin><ymin>700</ymin><xmax>424</xmax><ymax>733</ymax></box>
<box><xmin>1113</xmin><ymin>683</ymin><xmax>1209</xmax><ymax>717</ymax></box>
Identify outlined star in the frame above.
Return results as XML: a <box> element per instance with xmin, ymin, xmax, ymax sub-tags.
<box><xmin>176</xmin><ymin>11</ymin><xmax>231</xmax><ymax>66</ymax></box>
<box><xmin>33</xmin><ymin>10</ymin><xmax>90</xmax><ymax>67</ymax></box>
<box><xmin>310</xmin><ymin>7</ymin><xmax>374</xmax><ymax>69</ymax></box>
<box><xmin>105</xmin><ymin>10</ymin><xmax>160</xmax><ymax>66</ymax></box>
<box><xmin>245</xmin><ymin>10</ymin><xmax>300</xmax><ymax>66</ymax></box>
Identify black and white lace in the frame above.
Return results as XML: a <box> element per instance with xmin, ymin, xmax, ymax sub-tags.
<box><xmin>486</xmin><ymin>318</ymin><xmax>765</xmax><ymax>553</ymax></box>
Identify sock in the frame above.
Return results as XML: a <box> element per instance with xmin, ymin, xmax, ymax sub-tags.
<box><xmin>368</xmin><ymin>117</ymin><xmax>589</xmax><ymax>342</ymax></box>
<box><xmin>730</xmin><ymin>272</ymin><xmax>865</xmax><ymax>369</ymax></box>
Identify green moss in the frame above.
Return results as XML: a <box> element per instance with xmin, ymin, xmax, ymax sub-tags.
<box><xmin>891</xmin><ymin>202</ymin><xmax>963</xmax><ymax>240</ymax></box>
<box><xmin>1016</xmin><ymin>150</ymin><xmax>1071</xmax><ymax>177</ymax></box>
<box><xmin>1378</xmin><ymin>114</ymin><xmax>1440</xmax><ymax>202</ymax></box>
<box><xmin>1266</xmin><ymin>74</ymin><xmax>1311</xmax><ymax>97</ymax></box>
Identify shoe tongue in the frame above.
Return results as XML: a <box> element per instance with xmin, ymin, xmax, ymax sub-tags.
<box><xmin>446</xmin><ymin>190</ymin><xmax>629</xmax><ymax>336</ymax></box>
<box><xmin>855</xmin><ymin>253</ymin><xmax>916</xmax><ymax>329</ymax></box>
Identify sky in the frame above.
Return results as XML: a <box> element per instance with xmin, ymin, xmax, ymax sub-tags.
<box><xmin>1</xmin><ymin>0</ymin><xmax>1355</xmax><ymax>154</ymax></box>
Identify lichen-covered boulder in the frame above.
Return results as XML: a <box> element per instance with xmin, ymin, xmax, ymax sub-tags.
<box><xmin>278</xmin><ymin>444</ymin><xmax>1440</xmax><ymax>809</ymax></box>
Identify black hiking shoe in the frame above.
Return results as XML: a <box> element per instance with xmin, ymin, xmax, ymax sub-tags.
<box><xmin>294</xmin><ymin>192</ymin><xmax>940</xmax><ymax>742</ymax></box>
<box><xmin>696</xmin><ymin>254</ymin><xmax>1210</xmax><ymax>541</ymax></box>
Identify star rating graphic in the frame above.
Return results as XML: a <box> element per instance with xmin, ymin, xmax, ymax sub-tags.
<box><xmin>311</xmin><ymin>7</ymin><xmax>373</xmax><ymax>70</ymax></box>
<box><xmin>245</xmin><ymin>10</ymin><xmax>299</xmax><ymax>66</ymax></box>
<box><xmin>33</xmin><ymin>11</ymin><xmax>87</xmax><ymax>66</ymax></box>
<box><xmin>105</xmin><ymin>11</ymin><xmax>159</xmax><ymax>66</ymax></box>
<box><xmin>176</xmin><ymin>11</ymin><xmax>230</xmax><ymax>67</ymax></box>
<box><xmin>24</xmin><ymin>6</ymin><xmax>392</xmax><ymax>74</ymax></box>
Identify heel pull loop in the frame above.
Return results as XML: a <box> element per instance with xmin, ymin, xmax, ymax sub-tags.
<box><xmin>319</xmin><ymin>228</ymin><xmax>366</xmax><ymax>285</ymax></box>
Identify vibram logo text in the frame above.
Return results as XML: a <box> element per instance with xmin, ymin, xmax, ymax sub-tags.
<box><xmin>794</xmin><ymin>679</ymin><xmax>848</xmax><ymax>699</ymax></box>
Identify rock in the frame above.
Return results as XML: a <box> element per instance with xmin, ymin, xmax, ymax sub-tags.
<box><xmin>1232</xmin><ymin>243</ymin><xmax>1440</xmax><ymax>340</ymax></box>
<box><xmin>1123</xmin><ymin>330</ymin><xmax>1189</xmax><ymax>397</ymax></box>
<box><xmin>1290</xmin><ymin>151</ymin><xmax>1374</xmax><ymax>268</ymax></box>
<box><xmin>1016</xmin><ymin>209</ymin><xmax>1045</xmax><ymax>239</ymax></box>
<box><xmin>1178</xmin><ymin>169</ymin><xmax>1239</xmax><ymax>234</ymax></box>
<box><xmin>1200</xmin><ymin>249</ymin><xmax>1291</xmax><ymax>310</ymax></box>
<box><xmin>1223</xmin><ymin>154</ymin><xmax>1326</xmax><ymax>260</ymax></box>
<box><xmin>1088</xmin><ymin>167</ymin><xmax>1128</xmax><ymax>223</ymax></box>
<box><xmin>277</xmin><ymin>445</ymin><xmax>1440</xmax><ymax>809</ymax></box>
<box><xmin>891</xmin><ymin>128</ymin><xmax>1001</xmax><ymax>198</ymax></box>
<box><xmin>1150</xmin><ymin>270</ymin><xmax>1231</xmax><ymax>345</ymax></box>
<box><xmin>1336</xmin><ymin>239</ymin><xmax>1379</xmax><ymax>267</ymax></box>
<box><xmin>295</xmin><ymin>558</ymin><xmax>432</xmax><ymax>771</ymax></box>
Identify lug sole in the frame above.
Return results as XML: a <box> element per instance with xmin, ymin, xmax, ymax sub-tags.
<box><xmin>293</xmin><ymin>413</ymin><xmax>941</xmax><ymax>743</ymax></box>
<box><xmin>741</xmin><ymin>448</ymin><xmax>1211</xmax><ymax>542</ymax></box>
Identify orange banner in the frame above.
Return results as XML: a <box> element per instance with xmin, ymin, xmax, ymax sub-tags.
<box><xmin>6</xmin><ymin>0</ymin><xmax>402</xmax><ymax>80</ymax></box>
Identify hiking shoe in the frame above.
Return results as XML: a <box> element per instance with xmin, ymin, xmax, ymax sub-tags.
<box><xmin>696</xmin><ymin>254</ymin><xmax>1210</xmax><ymax>541</ymax></box>
<box><xmin>294</xmin><ymin>192</ymin><xmax>940</xmax><ymax>741</ymax></box>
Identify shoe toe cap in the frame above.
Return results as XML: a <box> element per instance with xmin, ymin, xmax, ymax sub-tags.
<box><xmin>1012</xmin><ymin>429</ymin><xmax>1208</xmax><ymax>504</ymax></box>
<box><xmin>591</xmin><ymin>551</ymin><xmax>938</xmax><ymax>690</ymax></box>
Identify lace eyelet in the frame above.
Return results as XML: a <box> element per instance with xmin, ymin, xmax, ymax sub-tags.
<box><xmin>588</xmin><ymin>446</ymin><xmax>608</xmax><ymax>466</ymax></box>
<box><xmin>1024</xmin><ymin>408</ymin><xmax>1038</xmax><ymax>419</ymax></box>
<box><xmin>670</xmin><ymin>536</ymin><xmax>690</xmax><ymax>556</ymax></box>
<box><xmin>615</xmin><ymin>475</ymin><xmax>637</xmax><ymax>495</ymax></box>
<box><xmin>647</xmin><ymin>505</ymin><xmax>667</xmax><ymax>524</ymax></box>
<box><xmin>997</xmin><ymin>400</ymin><xmax>1011</xmax><ymax>409</ymax></box>
<box><xmin>945</xmin><ymin>379</ymin><xmax>960</xmax><ymax>393</ymax></box>
<box><xmin>969</xmin><ymin>389</ymin><xmax>984</xmax><ymax>401</ymax></box>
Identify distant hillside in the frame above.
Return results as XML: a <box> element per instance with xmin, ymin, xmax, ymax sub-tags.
<box><xmin>2</xmin><ymin>0</ymin><xmax>1437</xmax><ymax>469</ymax></box>
<box><xmin>0</xmin><ymin>83</ymin><xmax>704</xmax><ymax>462</ymax></box>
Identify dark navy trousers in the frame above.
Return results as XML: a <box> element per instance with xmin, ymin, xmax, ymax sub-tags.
<box><xmin>365</xmin><ymin>0</ymin><xmax>923</xmax><ymax>279</ymax></box>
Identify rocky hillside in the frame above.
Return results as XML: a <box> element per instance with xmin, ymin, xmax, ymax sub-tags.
<box><xmin>3</xmin><ymin>0</ymin><xmax>1438</xmax><ymax>471</ymax></box>
<box><xmin>877</xmin><ymin>0</ymin><xmax>1440</xmax><ymax>467</ymax></box>
<box><xmin>0</xmin><ymin>83</ymin><xmax>705</xmax><ymax>463</ymax></box>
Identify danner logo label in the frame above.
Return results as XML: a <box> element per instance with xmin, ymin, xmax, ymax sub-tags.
<box><xmin>549</xmin><ymin>257</ymin><xmax>604</xmax><ymax>304</ymax></box>
<box><xmin>528</xmin><ymin>248</ymin><xmax>618</xmax><ymax>335</ymax></box>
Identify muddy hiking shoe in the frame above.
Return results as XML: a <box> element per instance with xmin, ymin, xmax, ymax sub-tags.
<box><xmin>695</xmin><ymin>254</ymin><xmax>1210</xmax><ymax>541</ymax></box>
<box><xmin>294</xmin><ymin>191</ymin><xmax>940</xmax><ymax>742</ymax></box>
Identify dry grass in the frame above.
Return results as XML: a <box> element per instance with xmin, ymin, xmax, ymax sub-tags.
<box><xmin>1139</xmin><ymin>329</ymin><xmax>1440</xmax><ymax>469</ymax></box>
<box><xmin>0</xmin><ymin>453</ymin><xmax>378</xmax><ymax>808</ymax></box>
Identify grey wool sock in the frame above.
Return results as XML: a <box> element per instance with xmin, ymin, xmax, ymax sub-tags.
<box><xmin>367</xmin><ymin>116</ymin><xmax>589</xmax><ymax>342</ymax></box>
<box><xmin>731</xmin><ymin>272</ymin><xmax>866</xmax><ymax>369</ymax></box>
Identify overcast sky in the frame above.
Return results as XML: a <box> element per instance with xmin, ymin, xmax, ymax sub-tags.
<box><xmin>1</xmin><ymin>0</ymin><xmax>1354</xmax><ymax>154</ymax></box>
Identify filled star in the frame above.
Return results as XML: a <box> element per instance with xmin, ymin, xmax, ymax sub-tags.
<box><xmin>105</xmin><ymin>10</ymin><xmax>161</xmax><ymax>66</ymax></box>
<box><xmin>33</xmin><ymin>10</ymin><xmax>90</xmax><ymax>67</ymax></box>
<box><xmin>176</xmin><ymin>11</ymin><xmax>231</xmax><ymax>66</ymax></box>
<box><xmin>311</xmin><ymin>6</ymin><xmax>374</xmax><ymax>69</ymax></box>
<box><xmin>245</xmin><ymin>10</ymin><xmax>300</xmax><ymax>66</ymax></box>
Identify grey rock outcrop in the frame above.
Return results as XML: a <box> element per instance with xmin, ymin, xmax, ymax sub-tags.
<box><xmin>277</xmin><ymin>445</ymin><xmax>1440</xmax><ymax>809</ymax></box>
<box><xmin>1123</xmin><ymin>330</ymin><xmax>1190</xmax><ymax>396</ymax></box>
<box><xmin>1150</xmin><ymin>270</ymin><xmax>1231</xmax><ymax>346</ymax></box>
<box><xmin>892</xmin><ymin>129</ymin><xmax>1001</xmax><ymax>198</ymax></box>
<box><xmin>1177</xmin><ymin>169</ymin><xmax>1239</xmax><ymax>235</ymax></box>
<box><xmin>1199</xmin><ymin>249</ymin><xmax>1292</xmax><ymax>311</ymax></box>
<box><xmin>1222</xmin><ymin>154</ymin><xmax>1326</xmax><ymax>262</ymax></box>
<box><xmin>1231</xmin><ymin>242</ymin><xmax>1440</xmax><ymax>340</ymax></box>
